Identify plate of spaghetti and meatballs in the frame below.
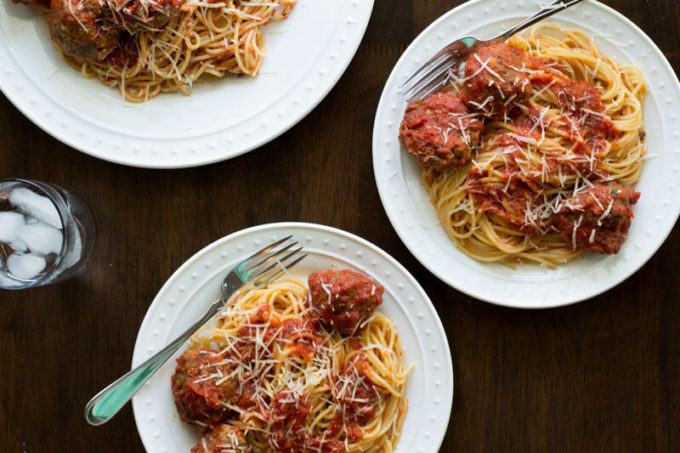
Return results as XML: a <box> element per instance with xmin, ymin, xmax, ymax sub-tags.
<box><xmin>373</xmin><ymin>0</ymin><xmax>680</xmax><ymax>307</ymax></box>
<box><xmin>21</xmin><ymin>0</ymin><xmax>296</xmax><ymax>103</ymax></box>
<box><xmin>0</xmin><ymin>0</ymin><xmax>373</xmax><ymax>167</ymax></box>
<box><xmin>131</xmin><ymin>223</ymin><xmax>453</xmax><ymax>452</ymax></box>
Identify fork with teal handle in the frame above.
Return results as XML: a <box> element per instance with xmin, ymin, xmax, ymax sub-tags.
<box><xmin>84</xmin><ymin>235</ymin><xmax>306</xmax><ymax>426</ymax></box>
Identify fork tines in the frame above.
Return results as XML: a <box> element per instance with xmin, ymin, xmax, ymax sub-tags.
<box><xmin>239</xmin><ymin>235</ymin><xmax>307</xmax><ymax>287</ymax></box>
<box><xmin>400</xmin><ymin>51</ymin><xmax>457</xmax><ymax>101</ymax></box>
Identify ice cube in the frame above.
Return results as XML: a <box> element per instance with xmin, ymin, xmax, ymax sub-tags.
<box><xmin>15</xmin><ymin>222</ymin><xmax>63</xmax><ymax>256</ymax></box>
<box><xmin>9</xmin><ymin>238</ymin><xmax>28</xmax><ymax>253</ymax></box>
<box><xmin>62</xmin><ymin>227</ymin><xmax>82</xmax><ymax>269</ymax></box>
<box><xmin>9</xmin><ymin>187</ymin><xmax>62</xmax><ymax>229</ymax></box>
<box><xmin>0</xmin><ymin>211</ymin><xmax>26</xmax><ymax>243</ymax></box>
<box><xmin>7</xmin><ymin>253</ymin><xmax>46</xmax><ymax>280</ymax></box>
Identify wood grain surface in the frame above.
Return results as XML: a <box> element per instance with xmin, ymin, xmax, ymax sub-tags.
<box><xmin>1</xmin><ymin>0</ymin><xmax>679</xmax><ymax>451</ymax></box>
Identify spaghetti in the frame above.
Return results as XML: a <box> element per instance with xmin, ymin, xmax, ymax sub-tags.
<box><xmin>399</xmin><ymin>25</ymin><xmax>647</xmax><ymax>268</ymax></box>
<box><xmin>171</xmin><ymin>268</ymin><xmax>410</xmax><ymax>453</ymax></box>
<box><xmin>23</xmin><ymin>0</ymin><xmax>295</xmax><ymax>102</ymax></box>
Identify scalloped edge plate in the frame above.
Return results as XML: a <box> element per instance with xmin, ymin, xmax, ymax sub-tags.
<box><xmin>373</xmin><ymin>0</ymin><xmax>680</xmax><ymax>308</ymax></box>
<box><xmin>131</xmin><ymin>222</ymin><xmax>453</xmax><ymax>452</ymax></box>
<box><xmin>0</xmin><ymin>0</ymin><xmax>373</xmax><ymax>168</ymax></box>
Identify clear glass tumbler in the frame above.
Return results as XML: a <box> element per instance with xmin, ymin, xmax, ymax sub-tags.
<box><xmin>0</xmin><ymin>178</ymin><xmax>95</xmax><ymax>289</ymax></box>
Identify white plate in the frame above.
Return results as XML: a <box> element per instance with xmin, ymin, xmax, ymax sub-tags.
<box><xmin>0</xmin><ymin>0</ymin><xmax>372</xmax><ymax>168</ymax></box>
<box><xmin>372</xmin><ymin>0</ymin><xmax>680</xmax><ymax>308</ymax></box>
<box><xmin>131</xmin><ymin>222</ymin><xmax>453</xmax><ymax>453</ymax></box>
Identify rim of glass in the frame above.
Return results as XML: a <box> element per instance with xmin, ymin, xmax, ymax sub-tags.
<box><xmin>0</xmin><ymin>177</ymin><xmax>70</xmax><ymax>288</ymax></box>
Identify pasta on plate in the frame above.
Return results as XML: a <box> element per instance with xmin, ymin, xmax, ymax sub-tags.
<box><xmin>171</xmin><ymin>268</ymin><xmax>410</xmax><ymax>453</ymax></box>
<box><xmin>17</xmin><ymin>0</ymin><xmax>295</xmax><ymax>102</ymax></box>
<box><xmin>399</xmin><ymin>25</ymin><xmax>647</xmax><ymax>268</ymax></box>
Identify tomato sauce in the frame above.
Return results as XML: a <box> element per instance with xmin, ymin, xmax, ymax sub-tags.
<box><xmin>553</xmin><ymin>184</ymin><xmax>639</xmax><ymax>254</ymax></box>
<box><xmin>308</xmin><ymin>268</ymin><xmax>384</xmax><ymax>336</ymax></box>
<box><xmin>191</xmin><ymin>424</ymin><xmax>251</xmax><ymax>453</ymax></box>
<box><xmin>266</xmin><ymin>391</ymin><xmax>313</xmax><ymax>452</ymax></box>
<box><xmin>399</xmin><ymin>92</ymin><xmax>483</xmax><ymax>168</ymax></box>
<box><xmin>171</xmin><ymin>348</ymin><xmax>238</xmax><ymax>427</ymax></box>
<box><xmin>460</xmin><ymin>43</ymin><xmax>532</xmax><ymax>120</ymax></box>
<box><xmin>332</xmin><ymin>353</ymin><xmax>383</xmax><ymax>426</ymax></box>
<box><xmin>467</xmin><ymin>175</ymin><xmax>547</xmax><ymax>235</ymax></box>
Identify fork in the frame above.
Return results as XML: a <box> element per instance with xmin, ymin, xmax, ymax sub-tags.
<box><xmin>84</xmin><ymin>235</ymin><xmax>306</xmax><ymax>426</ymax></box>
<box><xmin>400</xmin><ymin>0</ymin><xmax>585</xmax><ymax>101</ymax></box>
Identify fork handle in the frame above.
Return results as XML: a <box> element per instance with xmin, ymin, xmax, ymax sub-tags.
<box><xmin>83</xmin><ymin>301</ymin><xmax>220</xmax><ymax>426</ymax></box>
<box><xmin>498</xmin><ymin>0</ymin><xmax>585</xmax><ymax>40</ymax></box>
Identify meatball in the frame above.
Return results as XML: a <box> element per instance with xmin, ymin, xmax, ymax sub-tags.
<box><xmin>308</xmin><ymin>269</ymin><xmax>384</xmax><ymax>336</ymax></box>
<box><xmin>554</xmin><ymin>184</ymin><xmax>640</xmax><ymax>254</ymax></box>
<box><xmin>399</xmin><ymin>92</ymin><xmax>482</xmax><ymax>168</ymax></box>
<box><xmin>460</xmin><ymin>43</ymin><xmax>532</xmax><ymax>120</ymax></box>
<box><xmin>552</xmin><ymin>77</ymin><xmax>617</xmax><ymax>153</ymax></box>
<box><xmin>191</xmin><ymin>424</ymin><xmax>252</xmax><ymax>453</ymax></box>
<box><xmin>49</xmin><ymin>0</ymin><xmax>120</xmax><ymax>62</ymax></box>
<box><xmin>171</xmin><ymin>347</ymin><xmax>238</xmax><ymax>427</ymax></box>
<box><xmin>115</xmin><ymin>0</ymin><xmax>181</xmax><ymax>30</ymax></box>
<box><xmin>48</xmin><ymin>0</ymin><xmax>181</xmax><ymax>62</ymax></box>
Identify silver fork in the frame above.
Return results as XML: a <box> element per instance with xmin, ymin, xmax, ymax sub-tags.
<box><xmin>84</xmin><ymin>235</ymin><xmax>306</xmax><ymax>426</ymax></box>
<box><xmin>400</xmin><ymin>0</ymin><xmax>584</xmax><ymax>101</ymax></box>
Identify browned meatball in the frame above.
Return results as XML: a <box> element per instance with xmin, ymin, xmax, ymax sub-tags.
<box><xmin>171</xmin><ymin>347</ymin><xmax>238</xmax><ymax>427</ymax></box>
<box><xmin>308</xmin><ymin>269</ymin><xmax>384</xmax><ymax>336</ymax></box>
<box><xmin>460</xmin><ymin>43</ymin><xmax>532</xmax><ymax>120</ymax></box>
<box><xmin>49</xmin><ymin>0</ymin><xmax>120</xmax><ymax>62</ymax></box>
<box><xmin>399</xmin><ymin>92</ymin><xmax>483</xmax><ymax>168</ymax></box>
<box><xmin>191</xmin><ymin>424</ymin><xmax>252</xmax><ymax>453</ymax></box>
<box><xmin>48</xmin><ymin>0</ymin><xmax>180</xmax><ymax>62</ymax></box>
<box><xmin>554</xmin><ymin>184</ymin><xmax>640</xmax><ymax>254</ymax></box>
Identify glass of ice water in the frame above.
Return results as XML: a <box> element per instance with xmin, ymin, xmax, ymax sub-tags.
<box><xmin>0</xmin><ymin>178</ymin><xmax>95</xmax><ymax>289</ymax></box>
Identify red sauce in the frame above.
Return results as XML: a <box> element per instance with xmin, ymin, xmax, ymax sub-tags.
<box><xmin>171</xmin><ymin>347</ymin><xmax>238</xmax><ymax>427</ymax></box>
<box><xmin>331</xmin><ymin>353</ymin><xmax>383</xmax><ymax>426</ymax></box>
<box><xmin>266</xmin><ymin>390</ymin><xmax>353</xmax><ymax>452</ymax></box>
<box><xmin>530</xmin><ymin>72</ymin><xmax>620</xmax><ymax>158</ymax></box>
<box><xmin>308</xmin><ymin>268</ymin><xmax>384</xmax><ymax>336</ymax></box>
<box><xmin>464</xmin><ymin>130</ymin><xmax>610</xmax><ymax>236</ymax></box>
<box><xmin>238</xmin><ymin>309</ymin><xmax>325</xmax><ymax>361</ymax></box>
<box><xmin>553</xmin><ymin>184</ymin><xmax>639</xmax><ymax>254</ymax></box>
<box><xmin>460</xmin><ymin>43</ymin><xmax>532</xmax><ymax>120</ymax></box>
<box><xmin>467</xmin><ymin>175</ymin><xmax>547</xmax><ymax>235</ymax></box>
<box><xmin>281</xmin><ymin>318</ymin><xmax>324</xmax><ymax>360</ymax></box>
<box><xmin>191</xmin><ymin>424</ymin><xmax>250</xmax><ymax>453</ymax></box>
<box><xmin>103</xmin><ymin>39</ymin><xmax>139</xmax><ymax>68</ymax></box>
<box><xmin>266</xmin><ymin>391</ymin><xmax>312</xmax><ymax>452</ymax></box>
<box><xmin>399</xmin><ymin>92</ymin><xmax>483</xmax><ymax>168</ymax></box>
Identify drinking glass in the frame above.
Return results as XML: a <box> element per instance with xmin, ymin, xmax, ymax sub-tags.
<box><xmin>0</xmin><ymin>178</ymin><xmax>95</xmax><ymax>289</ymax></box>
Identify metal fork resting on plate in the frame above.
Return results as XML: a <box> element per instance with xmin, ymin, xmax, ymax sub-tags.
<box><xmin>84</xmin><ymin>235</ymin><xmax>306</xmax><ymax>426</ymax></box>
<box><xmin>400</xmin><ymin>0</ymin><xmax>585</xmax><ymax>101</ymax></box>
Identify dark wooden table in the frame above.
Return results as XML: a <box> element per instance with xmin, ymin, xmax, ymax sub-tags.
<box><xmin>2</xmin><ymin>0</ymin><xmax>679</xmax><ymax>451</ymax></box>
